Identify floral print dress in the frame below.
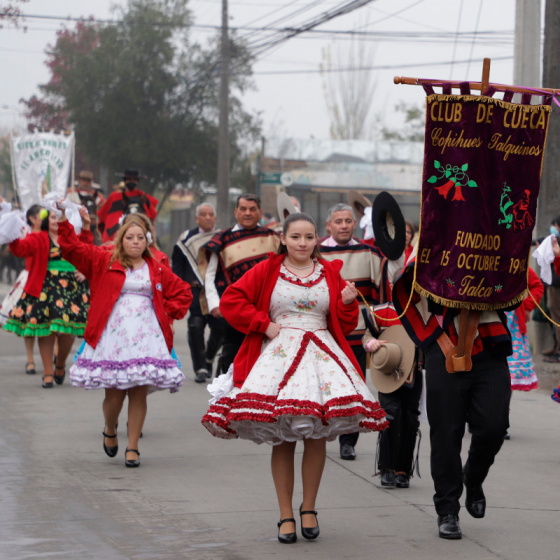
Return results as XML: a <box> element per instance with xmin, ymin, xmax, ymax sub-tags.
<box><xmin>3</xmin><ymin>240</ymin><xmax>88</xmax><ymax>337</ymax></box>
<box><xmin>202</xmin><ymin>262</ymin><xmax>387</xmax><ymax>445</ymax></box>
<box><xmin>70</xmin><ymin>263</ymin><xmax>185</xmax><ymax>392</ymax></box>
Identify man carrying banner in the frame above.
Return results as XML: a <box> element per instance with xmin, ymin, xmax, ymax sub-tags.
<box><xmin>172</xmin><ymin>203</ymin><xmax>224</xmax><ymax>383</ymax></box>
<box><xmin>204</xmin><ymin>194</ymin><xmax>279</xmax><ymax>375</ymax></box>
<box><xmin>393</xmin><ymin>87</ymin><xmax>552</xmax><ymax>539</ymax></box>
<box><xmin>97</xmin><ymin>169</ymin><xmax>158</xmax><ymax>242</ymax></box>
<box><xmin>320</xmin><ymin>202</ymin><xmax>403</xmax><ymax>461</ymax></box>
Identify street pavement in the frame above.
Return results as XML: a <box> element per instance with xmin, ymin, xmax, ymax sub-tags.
<box><xmin>0</xmin><ymin>282</ymin><xmax>560</xmax><ymax>559</ymax></box>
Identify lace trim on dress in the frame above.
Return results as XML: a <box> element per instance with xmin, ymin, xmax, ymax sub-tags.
<box><xmin>279</xmin><ymin>261</ymin><xmax>325</xmax><ymax>287</ymax></box>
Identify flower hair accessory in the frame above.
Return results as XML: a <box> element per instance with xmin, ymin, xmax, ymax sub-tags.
<box><xmin>39</xmin><ymin>208</ymin><xmax>49</xmax><ymax>220</ymax></box>
<box><xmin>146</xmin><ymin>231</ymin><xmax>153</xmax><ymax>245</ymax></box>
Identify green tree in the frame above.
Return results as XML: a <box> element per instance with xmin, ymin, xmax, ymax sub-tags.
<box><xmin>378</xmin><ymin>102</ymin><xmax>425</xmax><ymax>142</ymax></box>
<box><xmin>21</xmin><ymin>0</ymin><xmax>260</xmax><ymax>200</ymax></box>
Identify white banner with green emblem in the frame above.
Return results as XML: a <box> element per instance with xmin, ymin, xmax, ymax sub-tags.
<box><xmin>10</xmin><ymin>131</ymin><xmax>75</xmax><ymax>212</ymax></box>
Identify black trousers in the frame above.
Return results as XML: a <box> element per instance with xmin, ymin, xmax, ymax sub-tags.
<box><xmin>187</xmin><ymin>308</ymin><xmax>226</xmax><ymax>374</ymax></box>
<box><xmin>425</xmin><ymin>346</ymin><xmax>511</xmax><ymax>516</ymax></box>
<box><xmin>377</xmin><ymin>372</ymin><xmax>422</xmax><ymax>475</ymax></box>
<box><xmin>339</xmin><ymin>344</ymin><xmax>367</xmax><ymax>448</ymax></box>
<box><xmin>219</xmin><ymin>324</ymin><xmax>246</xmax><ymax>374</ymax></box>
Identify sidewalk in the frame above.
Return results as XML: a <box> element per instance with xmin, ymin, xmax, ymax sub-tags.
<box><xmin>0</xmin><ymin>280</ymin><xmax>559</xmax><ymax>559</ymax></box>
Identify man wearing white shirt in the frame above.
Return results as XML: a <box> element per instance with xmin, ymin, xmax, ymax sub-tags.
<box><xmin>320</xmin><ymin>203</ymin><xmax>404</xmax><ymax>461</ymax></box>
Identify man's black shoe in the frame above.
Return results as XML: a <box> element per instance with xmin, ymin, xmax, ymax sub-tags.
<box><xmin>380</xmin><ymin>470</ymin><xmax>395</xmax><ymax>487</ymax></box>
<box><xmin>340</xmin><ymin>444</ymin><xmax>356</xmax><ymax>460</ymax></box>
<box><xmin>463</xmin><ymin>473</ymin><xmax>486</xmax><ymax>518</ymax></box>
<box><xmin>394</xmin><ymin>473</ymin><xmax>410</xmax><ymax>488</ymax></box>
<box><xmin>194</xmin><ymin>369</ymin><xmax>208</xmax><ymax>383</ymax></box>
<box><xmin>437</xmin><ymin>515</ymin><xmax>462</xmax><ymax>539</ymax></box>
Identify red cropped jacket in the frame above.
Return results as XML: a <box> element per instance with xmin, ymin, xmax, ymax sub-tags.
<box><xmin>57</xmin><ymin>220</ymin><xmax>192</xmax><ymax>352</ymax></box>
<box><xmin>219</xmin><ymin>252</ymin><xmax>361</xmax><ymax>388</ymax></box>
<box><xmin>9</xmin><ymin>229</ymin><xmax>93</xmax><ymax>298</ymax></box>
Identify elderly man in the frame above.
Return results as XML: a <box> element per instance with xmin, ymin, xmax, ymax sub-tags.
<box><xmin>204</xmin><ymin>194</ymin><xmax>279</xmax><ymax>374</ymax></box>
<box><xmin>320</xmin><ymin>203</ymin><xmax>404</xmax><ymax>461</ymax></box>
<box><xmin>172</xmin><ymin>203</ymin><xmax>224</xmax><ymax>383</ymax></box>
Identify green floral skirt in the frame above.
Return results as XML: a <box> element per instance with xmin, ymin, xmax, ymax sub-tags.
<box><xmin>3</xmin><ymin>269</ymin><xmax>89</xmax><ymax>337</ymax></box>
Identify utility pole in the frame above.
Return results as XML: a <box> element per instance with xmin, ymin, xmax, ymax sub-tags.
<box><xmin>216</xmin><ymin>0</ymin><xmax>230</xmax><ymax>229</ymax></box>
<box><xmin>538</xmin><ymin>1</ymin><xmax>560</xmax><ymax>237</ymax></box>
<box><xmin>513</xmin><ymin>0</ymin><xmax>541</xmax><ymax>101</ymax></box>
<box><xmin>534</xmin><ymin>0</ymin><xmax>560</xmax><ymax>355</ymax></box>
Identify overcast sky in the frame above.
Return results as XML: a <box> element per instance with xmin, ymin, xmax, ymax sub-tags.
<box><xmin>0</xmin><ymin>0</ymin><xmax>532</xmax><ymax>142</ymax></box>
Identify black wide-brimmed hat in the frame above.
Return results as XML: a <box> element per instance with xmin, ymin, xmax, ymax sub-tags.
<box><xmin>115</xmin><ymin>169</ymin><xmax>143</xmax><ymax>180</ymax></box>
<box><xmin>371</xmin><ymin>191</ymin><xmax>406</xmax><ymax>261</ymax></box>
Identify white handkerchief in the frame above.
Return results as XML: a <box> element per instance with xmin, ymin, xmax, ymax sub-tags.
<box><xmin>532</xmin><ymin>234</ymin><xmax>555</xmax><ymax>285</ymax></box>
<box><xmin>207</xmin><ymin>365</ymin><xmax>234</xmax><ymax>405</ymax></box>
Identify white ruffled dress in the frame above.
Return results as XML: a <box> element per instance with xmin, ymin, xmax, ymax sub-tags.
<box><xmin>70</xmin><ymin>263</ymin><xmax>185</xmax><ymax>392</ymax></box>
<box><xmin>202</xmin><ymin>262</ymin><xmax>388</xmax><ymax>445</ymax></box>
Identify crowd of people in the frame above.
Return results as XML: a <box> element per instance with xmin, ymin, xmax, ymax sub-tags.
<box><xmin>1</xmin><ymin>171</ymin><xmax>560</xmax><ymax>544</ymax></box>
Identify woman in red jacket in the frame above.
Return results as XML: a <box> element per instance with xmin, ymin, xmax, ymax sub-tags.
<box><xmin>505</xmin><ymin>267</ymin><xmax>544</xmax><ymax>392</ymax></box>
<box><xmin>57</xmin><ymin>210</ymin><xmax>192</xmax><ymax>468</ymax></box>
<box><xmin>202</xmin><ymin>212</ymin><xmax>387</xmax><ymax>544</ymax></box>
<box><xmin>4</xmin><ymin>207</ymin><xmax>90</xmax><ymax>388</ymax></box>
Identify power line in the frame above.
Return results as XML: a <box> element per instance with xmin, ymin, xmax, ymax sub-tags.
<box><xmin>465</xmin><ymin>0</ymin><xmax>484</xmax><ymax>79</ymax></box>
<box><xmin>449</xmin><ymin>0</ymin><xmax>464</xmax><ymax>79</ymax></box>
<box><xmin>249</xmin><ymin>54</ymin><xmax>513</xmax><ymax>75</ymax></box>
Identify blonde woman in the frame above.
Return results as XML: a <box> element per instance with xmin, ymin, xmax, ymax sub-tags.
<box><xmin>57</xmin><ymin>209</ymin><xmax>192</xmax><ymax>467</ymax></box>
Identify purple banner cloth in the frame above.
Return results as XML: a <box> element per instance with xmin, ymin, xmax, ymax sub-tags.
<box><xmin>415</xmin><ymin>94</ymin><xmax>551</xmax><ymax>310</ymax></box>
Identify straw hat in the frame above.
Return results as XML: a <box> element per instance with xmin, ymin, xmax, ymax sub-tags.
<box><xmin>347</xmin><ymin>190</ymin><xmax>372</xmax><ymax>219</ymax></box>
<box><xmin>369</xmin><ymin>325</ymin><xmax>416</xmax><ymax>394</ymax></box>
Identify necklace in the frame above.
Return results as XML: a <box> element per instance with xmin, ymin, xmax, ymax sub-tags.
<box><xmin>286</xmin><ymin>257</ymin><xmax>314</xmax><ymax>270</ymax></box>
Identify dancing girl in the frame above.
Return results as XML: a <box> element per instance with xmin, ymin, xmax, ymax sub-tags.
<box><xmin>56</xmin><ymin>208</ymin><xmax>192</xmax><ymax>467</ymax></box>
<box><xmin>202</xmin><ymin>212</ymin><xmax>388</xmax><ymax>543</ymax></box>
<box><xmin>3</xmin><ymin>204</ymin><xmax>90</xmax><ymax>388</ymax></box>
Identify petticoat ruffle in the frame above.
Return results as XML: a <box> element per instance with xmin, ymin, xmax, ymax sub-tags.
<box><xmin>70</xmin><ymin>357</ymin><xmax>185</xmax><ymax>393</ymax></box>
<box><xmin>202</xmin><ymin>390</ymin><xmax>388</xmax><ymax>445</ymax></box>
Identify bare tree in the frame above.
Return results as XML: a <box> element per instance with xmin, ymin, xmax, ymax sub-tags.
<box><xmin>0</xmin><ymin>0</ymin><xmax>29</xmax><ymax>30</ymax></box>
<box><xmin>320</xmin><ymin>34</ymin><xmax>377</xmax><ymax>141</ymax></box>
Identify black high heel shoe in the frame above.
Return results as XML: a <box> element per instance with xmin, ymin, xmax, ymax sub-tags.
<box><xmin>125</xmin><ymin>448</ymin><xmax>141</xmax><ymax>468</ymax></box>
<box><xmin>54</xmin><ymin>366</ymin><xmax>66</xmax><ymax>385</ymax></box>
<box><xmin>299</xmin><ymin>504</ymin><xmax>320</xmax><ymax>540</ymax></box>
<box><xmin>42</xmin><ymin>375</ymin><xmax>54</xmax><ymax>389</ymax></box>
<box><xmin>103</xmin><ymin>429</ymin><xmax>118</xmax><ymax>457</ymax></box>
<box><xmin>277</xmin><ymin>518</ymin><xmax>297</xmax><ymax>544</ymax></box>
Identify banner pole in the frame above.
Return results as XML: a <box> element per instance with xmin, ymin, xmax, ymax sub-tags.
<box><xmin>8</xmin><ymin>134</ymin><xmax>21</xmax><ymax>207</ymax></box>
<box><xmin>481</xmin><ymin>57</ymin><xmax>491</xmax><ymax>95</ymax></box>
<box><xmin>70</xmin><ymin>131</ymin><xmax>76</xmax><ymax>193</ymax></box>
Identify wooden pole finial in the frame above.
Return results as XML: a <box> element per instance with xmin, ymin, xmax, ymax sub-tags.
<box><xmin>481</xmin><ymin>58</ymin><xmax>491</xmax><ymax>95</ymax></box>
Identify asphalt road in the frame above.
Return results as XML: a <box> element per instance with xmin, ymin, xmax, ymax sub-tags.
<box><xmin>0</xmin><ymin>282</ymin><xmax>559</xmax><ymax>560</ymax></box>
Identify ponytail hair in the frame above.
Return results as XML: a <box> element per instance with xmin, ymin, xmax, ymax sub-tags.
<box><xmin>276</xmin><ymin>212</ymin><xmax>322</xmax><ymax>259</ymax></box>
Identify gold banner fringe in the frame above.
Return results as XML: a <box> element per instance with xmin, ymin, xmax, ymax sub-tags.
<box><xmin>426</xmin><ymin>93</ymin><xmax>552</xmax><ymax>113</ymax></box>
<box><xmin>414</xmin><ymin>282</ymin><xmax>528</xmax><ymax>311</ymax></box>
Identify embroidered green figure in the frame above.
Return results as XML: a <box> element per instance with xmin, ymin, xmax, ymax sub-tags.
<box><xmin>427</xmin><ymin>161</ymin><xmax>478</xmax><ymax>202</ymax></box>
<box><xmin>498</xmin><ymin>183</ymin><xmax>514</xmax><ymax>229</ymax></box>
<box><xmin>446</xmin><ymin>278</ymin><xmax>456</xmax><ymax>287</ymax></box>
<box><xmin>495</xmin><ymin>285</ymin><xmax>503</xmax><ymax>293</ymax></box>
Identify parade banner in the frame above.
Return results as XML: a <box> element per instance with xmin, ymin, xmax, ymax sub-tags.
<box><xmin>10</xmin><ymin>131</ymin><xmax>75</xmax><ymax>212</ymax></box>
<box><xmin>415</xmin><ymin>94</ymin><xmax>551</xmax><ymax>310</ymax></box>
